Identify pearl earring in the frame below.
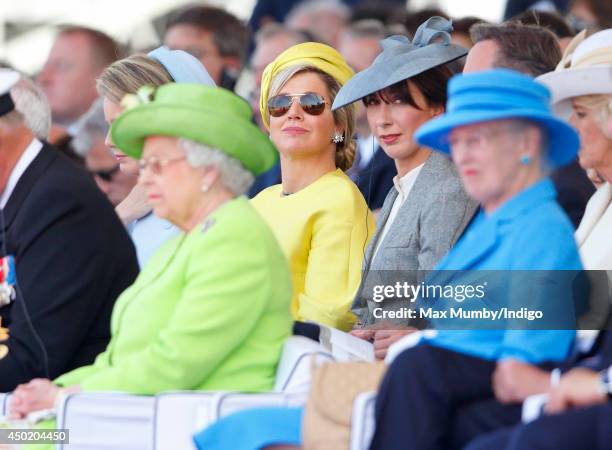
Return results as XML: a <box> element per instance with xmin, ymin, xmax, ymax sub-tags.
<box><xmin>331</xmin><ymin>132</ymin><xmax>344</xmax><ymax>144</ymax></box>
<box><xmin>202</xmin><ymin>184</ymin><xmax>209</xmax><ymax>193</ymax></box>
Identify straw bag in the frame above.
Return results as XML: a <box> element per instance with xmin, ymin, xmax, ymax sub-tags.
<box><xmin>302</xmin><ymin>361</ymin><xmax>387</xmax><ymax>450</ymax></box>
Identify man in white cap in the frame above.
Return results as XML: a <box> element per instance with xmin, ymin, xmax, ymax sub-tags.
<box><xmin>0</xmin><ymin>70</ymin><xmax>138</xmax><ymax>392</ymax></box>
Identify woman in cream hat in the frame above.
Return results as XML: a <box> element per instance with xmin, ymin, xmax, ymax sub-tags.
<box><xmin>8</xmin><ymin>84</ymin><xmax>293</xmax><ymax>434</ymax></box>
<box><xmin>465</xmin><ymin>33</ymin><xmax>612</xmax><ymax>449</ymax></box>
<box><xmin>538</xmin><ymin>28</ymin><xmax>612</xmax><ymax>300</ymax></box>
<box><xmin>253</xmin><ymin>41</ymin><xmax>374</xmax><ymax>331</ymax></box>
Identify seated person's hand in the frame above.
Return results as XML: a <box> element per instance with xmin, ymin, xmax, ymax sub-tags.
<box><xmin>115</xmin><ymin>183</ymin><xmax>152</xmax><ymax>225</ymax></box>
<box><xmin>545</xmin><ymin>368</ymin><xmax>607</xmax><ymax>414</ymax></box>
<box><xmin>8</xmin><ymin>378</ymin><xmax>60</xmax><ymax>419</ymax></box>
<box><xmin>493</xmin><ymin>358</ymin><xmax>551</xmax><ymax>403</ymax></box>
<box><xmin>373</xmin><ymin>328</ymin><xmax>415</xmax><ymax>360</ymax></box>
<box><xmin>350</xmin><ymin>328</ymin><xmax>375</xmax><ymax>341</ymax></box>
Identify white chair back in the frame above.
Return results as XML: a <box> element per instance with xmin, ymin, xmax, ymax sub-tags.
<box><xmin>273</xmin><ymin>335</ymin><xmax>334</xmax><ymax>392</ymax></box>
<box><xmin>350</xmin><ymin>391</ymin><xmax>377</xmax><ymax>450</ymax></box>
<box><xmin>56</xmin><ymin>392</ymin><xmax>154</xmax><ymax>450</ymax></box>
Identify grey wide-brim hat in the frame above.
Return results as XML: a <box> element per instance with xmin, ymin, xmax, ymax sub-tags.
<box><xmin>332</xmin><ymin>17</ymin><xmax>468</xmax><ymax>111</ymax></box>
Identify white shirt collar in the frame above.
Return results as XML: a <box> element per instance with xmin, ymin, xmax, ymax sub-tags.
<box><xmin>392</xmin><ymin>163</ymin><xmax>424</xmax><ymax>203</ymax></box>
<box><xmin>0</xmin><ymin>138</ymin><xmax>43</xmax><ymax>208</ymax></box>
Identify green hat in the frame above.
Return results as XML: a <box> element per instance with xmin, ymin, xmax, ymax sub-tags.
<box><xmin>111</xmin><ymin>83</ymin><xmax>277</xmax><ymax>176</ymax></box>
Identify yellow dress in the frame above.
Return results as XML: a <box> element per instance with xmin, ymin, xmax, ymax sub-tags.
<box><xmin>252</xmin><ymin>169</ymin><xmax>375</xmax><ymax>331</ymax></box>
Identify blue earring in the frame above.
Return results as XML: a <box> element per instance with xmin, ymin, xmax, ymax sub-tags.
<box><xmin>520</xmin><ymin>154</ymin><xmax>530</xmax><ymax>165</ymax></box>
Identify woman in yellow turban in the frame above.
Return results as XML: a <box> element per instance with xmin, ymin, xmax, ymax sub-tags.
<box><xmin>253</xmin><ymin>42</ymin><xmax>375</xmax><ymax>332</ymax></box>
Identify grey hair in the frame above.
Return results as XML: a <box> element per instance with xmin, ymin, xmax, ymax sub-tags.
<box><xmin>1</xmin><ymin>76</ymin><xmax>51</xmax><ymax>140</ymax></box>
<box><xmin>72</xmin><ymin>98</ymin><xmax>108</xmax><ymax>156</ymax></box>
<box><xmin>178</xmin><ymin>139</ymin><xmax>255</xmax><ymax>196</ymax></box>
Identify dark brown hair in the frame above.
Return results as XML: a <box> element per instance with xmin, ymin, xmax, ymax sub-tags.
<box><xmin>363</xmin><ymin>63</ymin><xmax>453</xmax><ymax>111</ymax></box>
<box><xmin>470</xmin><ymin>22</ymin><xmax>561</xmax><ymax>76</ymax></box>
<box><xmin>512</xmin><ymin>10</ymin><xmax>575</xmax><ymax>38</ymax></box>
<box><xmin>166</xmin><ymin>5</ymin><xmax>249</xmax><ymax>62</ymax></box>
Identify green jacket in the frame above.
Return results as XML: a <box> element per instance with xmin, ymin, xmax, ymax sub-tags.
<box><xmin>56</xmin><ymin>196</ymin><xmax>293</xmax><ymax>393</ymax></box>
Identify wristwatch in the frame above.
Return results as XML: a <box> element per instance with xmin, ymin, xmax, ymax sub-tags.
<box><xmin>599</xmin><ymin>366</ymin><xmax>612</xmax><ymax>400</ymax></box>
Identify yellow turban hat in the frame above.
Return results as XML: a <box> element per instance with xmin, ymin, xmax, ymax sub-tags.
<box><xmin>259</xmin><ymin>42</ymin><xmax>355</xmax><ymax>130</ymax></box>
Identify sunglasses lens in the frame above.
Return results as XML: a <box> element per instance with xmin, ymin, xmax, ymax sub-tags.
<box><xmin>268</xmin><ymin>95</ymin><xmax>292</xmax><ymax>117</ymax></box>
<box><xmin>268</xmin><ymin>93</ymin><xmax>326</xmax><ymax>117</ymax></box>
<box><xmin>300</xmin><ymin>93</ymin><xmax>326</xmax><ymax>115</ymax></box>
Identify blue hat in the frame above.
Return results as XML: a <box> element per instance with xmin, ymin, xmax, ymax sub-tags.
<box><xmin>147</xmin><ymin>46</ymin><xmax>216</xmax><ymax>86</ymax></box>
<box><xmin>332</xmin><ymin>17</ymin><xmax>467</xmax><ymax>110</ymax></box>
<box><xmin>414</xmin><ymin>69</ymin><xmax>579</xmax><ymax>168</ymax></box>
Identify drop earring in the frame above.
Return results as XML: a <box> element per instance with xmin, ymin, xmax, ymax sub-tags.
<box><xmin>520</xmin><ymin>154</ymin><xmax>530</xmax><ymax>165</ymax></box>
<box><xmin>331</xmin><ymin>132</ymin><xmax>344</xmax><ymax>144</ymax></box>
<box><xmin>202</xmin><ymin>183</ymin><xmax>209</xmax><ymax>193</ymax></box>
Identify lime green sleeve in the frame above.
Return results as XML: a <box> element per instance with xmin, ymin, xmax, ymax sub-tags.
<box><xmin>76</xmin><ymin>229</ymin><xmax>277</xmax><ymax>393</ymax></box>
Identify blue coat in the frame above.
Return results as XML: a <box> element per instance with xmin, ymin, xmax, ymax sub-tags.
<box><xmin>425</xmin><ymin>178</ymin><xmax>583</xmax><ymax>363</ymax></box>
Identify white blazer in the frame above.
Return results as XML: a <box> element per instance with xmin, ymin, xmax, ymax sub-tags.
<box><xmin>576</xmin><ymin>182</ymin><xmax>612</xmax><ymax>269</ymax></box>
<box><xmin>575</xmin><ymin>182</ymin><xmax>612</xmax><ymax>334</ymax></box>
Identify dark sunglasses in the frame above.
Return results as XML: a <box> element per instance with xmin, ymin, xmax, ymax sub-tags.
<box><xmin>268</xmin><ymin>92</ymin><xmax>327</xmax><ymax>117</ymax></box>
<box><xmin>91</xmin><ymin>164</ymin><xmax>120</xmax><ymax>182</ymax></box>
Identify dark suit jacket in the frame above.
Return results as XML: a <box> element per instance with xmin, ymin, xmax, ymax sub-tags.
<box><xmin>354</xmin><ymin>146</ymin><xmax>396</xmax><ymax>211</ymax></box>
<box><xmin>551</xmin><ymin>160</ymin><xmax>595</xmax><ymax>229</ymax></box>
<box><xmin>0</xmin><ymin>143</ymin><xmax>139</xmax><ymax>392</ymax></box>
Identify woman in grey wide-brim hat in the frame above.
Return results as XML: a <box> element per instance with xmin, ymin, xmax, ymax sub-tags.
<box><xmin>336</xmin><ymin>17</ymin><xmax>479</xmax><ymax>360</ymax></box>
<box><xmin>188</xmin><ymin>17</ymin><xmax>478</xmax><ymax>450</ymax></box>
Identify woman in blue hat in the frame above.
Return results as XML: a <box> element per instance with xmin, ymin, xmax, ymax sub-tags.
<box><xmin>368</xmin><ymin>68</ymin><xmax>584</xmax><ymax>450</ymax></box>
<box><xmin>331</xmin><ymin>17</ymin><xmax>478</xmax><ymax>359</ymax></box>
<box><xmin>98</xmin><ymin>46</ymin><xmax>216</xmax><ymax>268</ymax></box>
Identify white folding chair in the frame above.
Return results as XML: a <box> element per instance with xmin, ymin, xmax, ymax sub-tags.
<box><xmin>56</xmin><ymin>392</ymin><xmax>155</xmax><ymax>450</ymax></box>
<box><xmin>273</xmin><ymin>335</ymin><xmax>334</xmax><ymax>392</ymax></box>
<box><xmin>350</xmin><ymin>391</ymin><xmax>377</xmax><ymax>450</ymax></box>
<box><xmin>48</xmin><ymin>335</ymin><xmax>332</xmax><ymax>450</ymax></box>
<box><xmin>152</xmin><ymin>336</ymin><xmax>333</xmax><ymax>450</ymax></box>
<box><xmin>152</xmin><ymin>391</ymin><xmax>222</xmax><ymax>450</ymax></box>
<box><xmin>215</xmin><ymin>391</ymin><xmax>307</xmax><ymax>419</ymax></box>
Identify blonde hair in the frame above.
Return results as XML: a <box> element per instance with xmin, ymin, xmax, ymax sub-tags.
<box><xmin>574</xmin><ymin>93</ymin><xmax>612</xmax><ymax>135</ymax></box>
<box><xmin>267</xmin><ymin>64</ymin><xmax>356</xmax><ymax>171</ymax></box>
<box><xmin>96</xmin><ymin>54</ymin><xmax>173</xmax><ymax>103</ymax></box>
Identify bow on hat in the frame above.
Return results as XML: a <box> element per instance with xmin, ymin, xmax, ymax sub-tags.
<box><xmin>259</xmin><ymin>42</ymin><xmax>354</xmax><ymax>130</ymax></box>
<box><xmin>332</xmin><ymin>17</ymin><xmax>467</xmax><ymax>111</ymax></box>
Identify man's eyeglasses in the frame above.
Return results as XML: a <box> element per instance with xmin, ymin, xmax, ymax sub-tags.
<box><xmin>139</xmin><ymin>155</ymin><xmax>186</xmax><ymax>175</ymax></box>
<box><xmin>268</xmin><ymin>92</ymin><xmax>327</xmax><ymax>117</ymax></box>
<box><xmin>90</xmin><ymin>165</ymin><xmax>120</xmax><ymax>182</ymax></box>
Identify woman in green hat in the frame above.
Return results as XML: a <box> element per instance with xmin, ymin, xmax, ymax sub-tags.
<box><xmin>8</xmin><ymin>83</ymin><xmax>293</xmax><ymax>420</ymax></box>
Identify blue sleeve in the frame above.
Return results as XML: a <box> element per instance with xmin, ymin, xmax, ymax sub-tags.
<box><xmin>499</xmin><ymin>218</ymin><xmax>581</xmax><ymax>362</ymax></box>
